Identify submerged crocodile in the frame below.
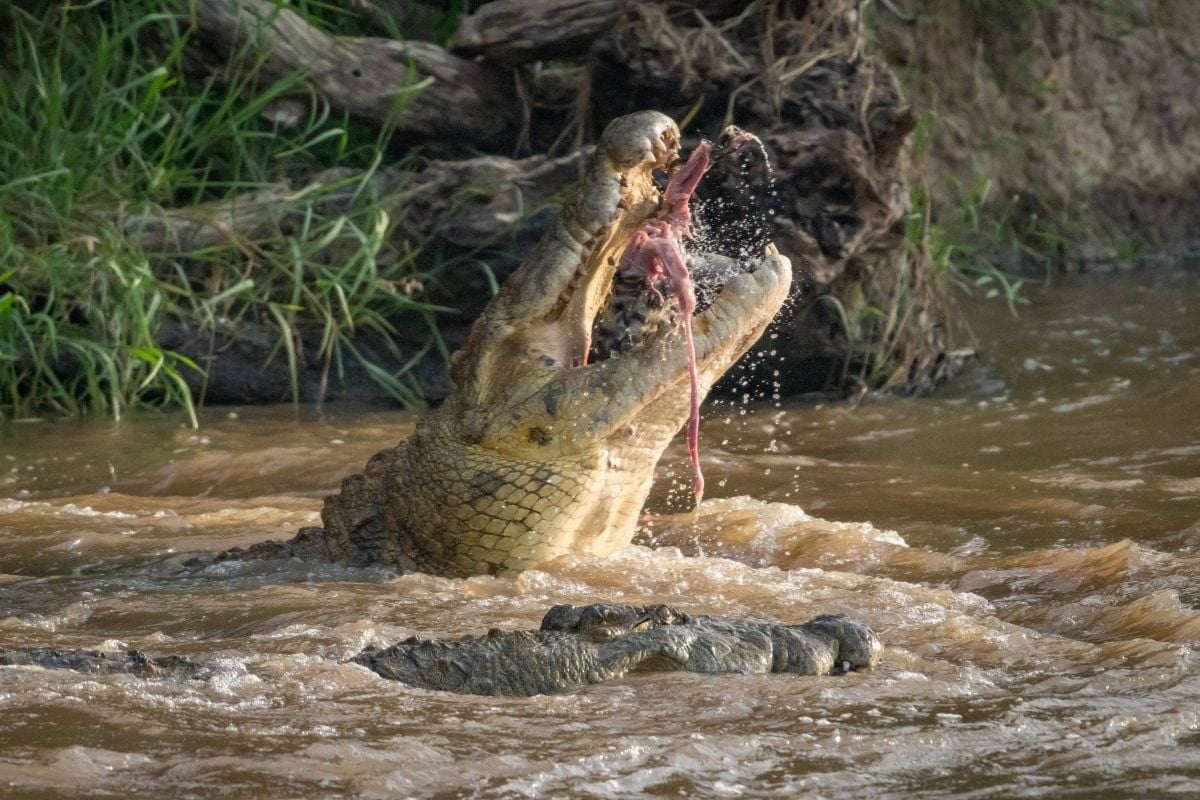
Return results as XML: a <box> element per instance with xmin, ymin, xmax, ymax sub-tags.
<box><xmin>357</xmin><ymin>604</ymin><xmax>882</xmax><ymax>696</ymax></box>
<box><xmin>0</xmin><ymin>604</ymin><xmax>881</xmax><ymax>696</ymax></box>
<box><xmin>215</xmin><ymin>110</ymin><xmax>791</xmax><ymax>578</ymax></box>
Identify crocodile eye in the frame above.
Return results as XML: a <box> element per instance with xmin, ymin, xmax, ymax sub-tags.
<box><xmin>580</xmin><ymin>606</ymin><xmax>616</xmax><ymax>630</ymax></box>
<box><xmin>631</xmin><ymin>618</ymin><xmax>652</xmax><ymax>632</ymax></box>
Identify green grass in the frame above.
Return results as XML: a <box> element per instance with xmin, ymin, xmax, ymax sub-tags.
<box><xmin>906</xmin><ymin>179</ymin><xmax>1039</xmax><ymax>314</ymax></box>
<box><xmin>902</xmin><ymin>108</ymin><xmax>1074</xmax><ymax>313</ymax></box>
<box><xmin>0</xmin><ymin>0</ymin><xmax>460</xmax><ymax>423</ymax></box>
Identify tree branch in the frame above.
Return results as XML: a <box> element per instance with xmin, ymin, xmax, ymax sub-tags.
<box><xmin>189</xmin><ymin>0</ymin><xmax>515</xmax><ymax>149</ymax></box>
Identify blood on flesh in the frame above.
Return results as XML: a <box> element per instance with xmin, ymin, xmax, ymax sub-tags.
<box><xmin>616</xmin><ymin>140</ymin><xmax>717</xmax><ymax>504</ymax></box>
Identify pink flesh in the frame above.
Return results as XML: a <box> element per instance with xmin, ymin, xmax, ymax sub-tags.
<box><xmin>617</xmin><ymin>142</ymin><xmax>716</xmax><ymax>504</ymax></box>
<box><xmin>659</xmin><ymin>142</ymin><xmax>711</xmax><ymax>236</ymax></box>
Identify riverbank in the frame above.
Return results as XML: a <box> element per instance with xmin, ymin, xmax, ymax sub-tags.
<box><xmin>3</xmin><ymin>1</ymin><xmax>1197</xmax><ymax>419</ymax></box>
<box><xmin>875</xmin><ymin>0</ymin><xmax>1200</xmax><ymax>273</ymax></box>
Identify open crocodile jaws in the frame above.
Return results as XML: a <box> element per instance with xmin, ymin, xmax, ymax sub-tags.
<box><xmin>230</xmin><ymin>111</ymin><xmax>791</xmax><ymax>577</ymax></box>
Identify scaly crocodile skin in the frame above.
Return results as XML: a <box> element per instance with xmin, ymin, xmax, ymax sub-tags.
<box><xmin>309</xmin><ymin>416</ymin><xmax>650</xmax><ymax>574</ymax></box>
<box><xmin>356</xmin><ymin>604</ymin><xmax>882</xmax><ymax>696</ymax></box>
<box><xmin>222</xmin><ymin>111</ymin><xmax>791</xmax><ymax>577</ymax></box>
<box><xmin>0</xmin><ymin>605</ymin><xmax>881</xmax><ymax>696</ymax></box>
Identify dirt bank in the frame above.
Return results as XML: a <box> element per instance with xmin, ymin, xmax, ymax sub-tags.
<box><xmin>875</xmin><ymin>0</ymin><xmax>1200</xmax><ymax>269</ymax></box>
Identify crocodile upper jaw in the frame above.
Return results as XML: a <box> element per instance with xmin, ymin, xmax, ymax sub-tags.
<box><xmin>424</xmin><ymin>111</ymin><xmax>790</xmax><ymax>571</ymax></box>
<box><xmin>451</xmin><ymin>112</ymin><xmax>790</xmax><ymax>453</ymax></box>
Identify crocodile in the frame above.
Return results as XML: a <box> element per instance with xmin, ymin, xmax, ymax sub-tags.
<box><xmin>0</xmin><ymin>604</ymin><xmax>881</xmax><ymax>696</ymax></box>
<box><xmin>357</xmin><ymin>604</ymin><xmax>882</xmax><ymax>696</ymax></box>
<box><xmin>217</xmin><ymin>110</ymin><xmax>792</xmax><ymax>577</ymax></box>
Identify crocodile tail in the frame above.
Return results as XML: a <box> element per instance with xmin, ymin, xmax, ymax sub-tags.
<box><xmin>184</xmin><ymin>526</ymin><xmax>337</xmax><ymax>570</ymax></box>
<box><xmin>235</xmin><ymin>526</ymin><xmax>339</xmax><ymax>562</ymax></box>
<box><xmin>276</xmin><ymin>526</ymin><xmax>338</xmax><ymax>561</ymax></box>
<box><xmin>0</xmin><ymin>647</ymin><xmax>204</xmax><ymax>678</ymax></box>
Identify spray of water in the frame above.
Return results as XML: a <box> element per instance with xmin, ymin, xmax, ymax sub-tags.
<box><xmin>660</xmin><ymin>126</ymin><xmax>782</xmax><ymax>512</ymax></box>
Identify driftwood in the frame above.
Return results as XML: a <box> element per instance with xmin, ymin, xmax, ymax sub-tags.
<box><xmin>189</xmin><ymin>0</ymin><xmax>515</xmax><ymax>149</ymax></box>
<box><xmin>340</xmin><ymin>0</ymin><xmax>409</xmax><ymax>35</ymax></box>
<box><xmin>132</xmin><ymin>149</ymin><xmax>589</xmax><ymax>405</ymax></box>
<box><xmin>125</xmin><ymin>150</ymin><xmax>588</xmax><ymax>256</ymax></box>
<box><xmin>449</xmin><ymin>0</ymin><xmax>620</xmax><ymax>67</ymax></box>
<box><xmin>449</xmin><ymin>0</ymin><xmax>750</xmax><ymax>66</ymax></box>
<box><xmin>125</xmin><ymin>183</ymin><xmax>290</xmax><ymax>252</ymax></box>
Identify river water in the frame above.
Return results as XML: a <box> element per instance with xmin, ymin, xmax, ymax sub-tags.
<box><xmin>1</xmin><ymin>270</ymin><xmax>1198</xmax><ymax>798</ymax></box>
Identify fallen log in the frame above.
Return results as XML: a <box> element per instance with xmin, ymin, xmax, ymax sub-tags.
<box><xmin>124</xmin><ymin>150</ymin><xmax>590</xmax><ymax>405</ymax></box>
<box><xmin>449</xmin><ymin>0</ymin><xmax>750</xmax><ymax>66</ymax></box>
<box><xmin>124</xmin><ymin>149</ymin><xmax>588</xmax><ymax>255</ymax></box>
<box><xmin>188</xmin><ymin>0</ymin><xmax>515</xmax><ymax>149</ymax></box>
<box><xmin>448</xmin><ymin>0</ymin><xmax>619</xmax><ymax>67</ymax></box>
<box><xmin>124</xmin><ymin>182</ymin><xmax>291</xmax><ymax>252</ymax></box>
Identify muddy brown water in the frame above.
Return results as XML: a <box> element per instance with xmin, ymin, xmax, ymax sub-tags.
<box><xmin>2</xmin><ymin>270</ymin><xmax>1199</xmax><ymax>798</ymax></box>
